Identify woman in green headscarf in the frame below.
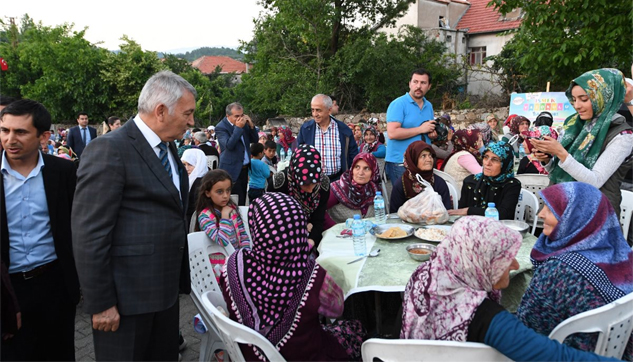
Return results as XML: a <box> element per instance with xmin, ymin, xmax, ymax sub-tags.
<box><xmin>530</xmin><ymin>68</ymin><xmax>633</xmax><ymax>215</ymax></box>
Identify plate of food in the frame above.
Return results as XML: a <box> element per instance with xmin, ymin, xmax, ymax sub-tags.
<box><xmin>414</xmin><ymin>225</ymin><xmax>451</xmax><ymax>243</ymax></box>
<box><xmin>371</xmin><ymin>224</ymin><xmax>414</xmax><ymax>240</ymax></box>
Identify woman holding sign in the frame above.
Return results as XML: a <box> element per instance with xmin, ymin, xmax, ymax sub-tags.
<box><xmin>530</xmin><ymin>68</ymin><xmax>633</xmax><ymax>215</ymax></box>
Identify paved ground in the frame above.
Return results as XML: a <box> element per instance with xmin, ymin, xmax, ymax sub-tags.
<box><xmin>74</xmin><ymin>295</ymin><xmax>202</xmax><ymax>361</ymax></box>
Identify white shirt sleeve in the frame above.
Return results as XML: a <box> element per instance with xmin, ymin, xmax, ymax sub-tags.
<box><xmin>557</xmin><ymin>133</ymin><xmax>633</xmax><ymax>188</ymax></box>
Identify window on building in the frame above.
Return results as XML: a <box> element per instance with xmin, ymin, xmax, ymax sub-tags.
<box><xmin>469</xmin><ymin>47</ymin><xmax>487</xmax><ymax>65</ymax></box>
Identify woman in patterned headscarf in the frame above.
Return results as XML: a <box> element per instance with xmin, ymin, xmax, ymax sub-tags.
<box><xmin>517</xmin><ymin>182</ymin><xmax>633</xmax><ymax>359</ymax></box>
<box><xmin>401</xmin><ymin>216</ymin><xmax>614</xmax><ymax>361</ymax></box>
<box><xmin>529</xmin><ymin>68</ymin><xmax>633</xmax><ymax>215</ymax></box>
<box><xmin>389</xmin><ymin>141</ymin><xmax>452</xmax><ymax>213</ymax></box>
<box><xmin>267</xmin><ymin>144</ymin><xmax>330</xmax><ymax>248</ymax></box>
<box><xmin>448</xmin><ymin>141</ymin><xmax>521</xmax><ymax>220</ymax></box>
<box><xmin>359</xmin><ymin>127</ymin><xmax>385</xmax><ymax>158</ymax></box>
<box><xmin>324</xmin><ymin>153</ymin><xmax>381</xmax><ymax>229</ymax></box>
<box><xmin>221</xmin><ymin>192</ymin><xmax>365</xmax><ymax>361</ymax></box>
<box><xmin>502</xmin><ymin>115</ymin><xmax>531</xmax><ymax>156</ymax></box>
<box><xmin>440</xmin><ymin>128</ymin><xmax>484</xmax><ymax>192</ymax></box>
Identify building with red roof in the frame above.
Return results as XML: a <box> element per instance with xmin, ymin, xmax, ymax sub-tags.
<box><xmin>191</xmin><ymin>56</ymin><xmax>250</xmax><ymax>78</ymax></box>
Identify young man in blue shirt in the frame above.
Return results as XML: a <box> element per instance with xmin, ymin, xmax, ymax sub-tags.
<box><xmin>385</xmin><ymin>69</ymin><xmax>438</xmax><ymax>183</ymax></box>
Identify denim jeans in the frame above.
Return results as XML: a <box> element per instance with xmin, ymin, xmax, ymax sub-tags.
<box><xmin>385</xmin><ymin>162</ymin><xmax>406</xmax><ymax>184</ymax></box>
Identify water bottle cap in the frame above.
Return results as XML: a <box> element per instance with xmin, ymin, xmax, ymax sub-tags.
<box><xmin>376</xmin><ymin>191</ymin><xmax>381</xmax><ymax>196</ymax></box>
<box><xmin>488</xmin><ymin>202</ymin><xmax>496</xmax><ymax>207</ymax></box>
<box><xmin>354</xmin><ymin>214</ymin><xmax>361</xmax><ymax>220</ymax></box>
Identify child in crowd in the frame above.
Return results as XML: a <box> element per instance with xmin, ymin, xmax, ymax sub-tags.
<box><xmin>196</xmin><ymin>170</ymin><xmax>250</xmax><ymax>277</ymax></box>
<box><xmin>262</xmin><ymin>140</ymin><xmax>278</xmax><ymax>169</ymax></box>
<box><xmin>258</xmin><ymin>131</ymin><xmax>268</xmax><ymax>145</ymax></box>
<box><xmin>248</xmin><ymin>143</ymin><xmax>273</xmax><ymax>203</ymax></box>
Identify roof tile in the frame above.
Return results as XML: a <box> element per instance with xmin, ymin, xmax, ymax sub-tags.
<box><xmin>456</xmin><ymin>0</ymin><xmax>522</xmax><ymax>34</ymax></box>
<box><xmin>191</xmin><ymin>56</ymin><xmax>249</xmax><ymax>74</ymax></box>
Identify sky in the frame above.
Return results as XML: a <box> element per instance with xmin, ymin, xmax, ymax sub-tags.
<box><xmin>3</xmin><ymin>0</ymin><xmax>265</xmax><ymax>53</ymax></box>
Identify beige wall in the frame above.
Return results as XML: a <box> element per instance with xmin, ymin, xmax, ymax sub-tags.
<box><xmin>466</xmin><ymin>32</ymin><xmax>515</xmax><ymax>96</ymax></box>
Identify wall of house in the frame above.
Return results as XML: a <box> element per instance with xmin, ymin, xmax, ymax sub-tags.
<box><xmin>466</xmin><ymin>32</ymin><xmax>515</xmax><ymax>97</ymax></box>
<box><xmin>447</xmin><ymin>2</ymin><xmax>469</xmax><ymax>27</ymax></box>
<box><xmin>417</xmin><ymin>0</ymin><xmax>450</xmax><ymax>28</ymax></box>
<box><xmin>426</xmin><ymin>28</ymin><xmax>468</xmax><ymax>57</ymax></box>
<box><xmin>383</xmin><ymin>1</ymin><xmax>420</xmax><ymax>37</ymax></box>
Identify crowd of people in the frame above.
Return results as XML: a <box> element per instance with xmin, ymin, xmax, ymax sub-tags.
<box><xmin>0</xmin><ymin>65</ymin><xmax>632</xmax><ymax>362</ymax></box>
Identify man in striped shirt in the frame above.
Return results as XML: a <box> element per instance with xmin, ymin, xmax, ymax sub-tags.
<box><xmin>297</xmin><ymin>94</ymin><xmax>358</xmax><ymax>181</ymax></box>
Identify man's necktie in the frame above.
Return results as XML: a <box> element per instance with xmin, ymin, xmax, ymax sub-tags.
<box><xmin>81</xmin><ymin>128</ymin><xmax>87</xmax><ymax>145</ymax></box>
<box><xmin>158</xmin><ymin>142</ymin><xmax>172</xmax><ymax>177</ymax></box>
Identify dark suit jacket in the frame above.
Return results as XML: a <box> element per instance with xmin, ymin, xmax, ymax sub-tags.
<box><xmin>66</xmin><ymin>125</ymin><xmax>97</xmax><ymax>158</ymax></box>
<box><xmin>1</xmin><ymin>154</ymin><xmax>80</xmax><ymax>305</ymax></box>
<box><xmin>296</xmin><ymin>117</ymin><xmax>358</xmax><ymax>175</ymax></box>
<box><xmin>197</xmin><ymin>144</ymin><xmax>219</xmax><ymax>157</ymax></box>
<box><xmin>72</xmin><ymin>120</ymin><xmax>190</xmax><ymax>316</ymax></box>
<box><xmin>215</xmin><ymin>117</ymin><xmax>258</xmax><ymax>181</ymax></box>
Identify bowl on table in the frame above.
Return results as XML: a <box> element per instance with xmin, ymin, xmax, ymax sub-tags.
<box><xmin>371</xmin><ymin>224</ymin><xmax>414</xmax><ymax>240</ymax></box>
<box><xmin>414</xmin><ymin>225</ymin><xmax>451</xmax><ymax>243</ymax></box>
<box><xmin>406</xmin><ymin>243</ymin><xmax>436</xmax><ymax>262</ymax></box>
<box><xmin>500</xmin><ymin>220</ymin><xmax>529</xmax><ymax>236</ymax></box>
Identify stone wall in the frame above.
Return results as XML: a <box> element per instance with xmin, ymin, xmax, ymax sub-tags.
<box><xmin>267</xmin><ymin>106</ymin><xmax>510</xmax><ymax>133</ymax></box>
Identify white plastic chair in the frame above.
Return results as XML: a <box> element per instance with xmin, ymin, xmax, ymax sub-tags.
<box><xmin>515</xmin><ymin>174</ymin><xmax>549</xmax><ymax>212</ymax></box>
<box><xmin>207</xmin><ymin>155</ymin><xmax>219</xmax><ymax>170</ymax></box>
<box><xmin>549</xmin><ymin>292</ymin><xmax>633</xmax><ymax>359</ymax></box>
<box><xmin>188</xmin><ymin>231</ymin><xmax>233</xmax><ymax>362</ymax></box>
<box><xmin>620</xmin><ymin>190</ymin><xmax>633</xmax><ymax>239</ymax></box>
<box><xmin>515</xmin><ymin>188</ymin><xmax>539</xmax><ymax>235</ymax></box>
<box><xmin>238</xmin><ymin>206</ymin><xmax>250</xmax><ymax>239</ymax></box>
<box><xmin>230</xmin><ymin>194</ymin><xmax>239</xmax><ymax>205</ymax></box>
<box><xmin>361</xmin><ymin>338</ymin><xmax>510</xmax><ymax>362</ymax></box>
<box><xmin>445</xmin><ymin>182</ymin><xmax>459</xmax><ymax>210</ymax></box>
<box><xmin>434</xmin><ymin>169</ymin><xmax>460</xmax><ymax>200</ymax></box>
<box><xmin>201</xmin><ymin>291</ymin><xmax>287</xmax><ymax>362</ymax></box>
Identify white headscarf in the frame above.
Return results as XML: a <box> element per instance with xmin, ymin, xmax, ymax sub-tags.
<box><xmin>181</xmin><ymin>148</ymin><xmax>208</xmax><ymax>190</ymax></box>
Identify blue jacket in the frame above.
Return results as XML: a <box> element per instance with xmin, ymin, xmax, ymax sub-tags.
<box><xmin>296</xmin><ymin>117</ymin><xmax>358</xmax><ymax>175</ymax></box>
<box><xmin>215</xmin><ymin>117</ymin><xmax>259</xmax><ymax>181</ymax></box>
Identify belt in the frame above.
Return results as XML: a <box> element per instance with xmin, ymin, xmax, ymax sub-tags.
<box><xmin>11</xmin><ymin>260</ymin><xmax>58</xmax><ymax>280</ymax></box>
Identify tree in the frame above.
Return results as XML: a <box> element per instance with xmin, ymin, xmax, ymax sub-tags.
<box><xmin>488</xmin><ymin>0</ymin><xmax>633</xmax><ymax>90</ymax></box>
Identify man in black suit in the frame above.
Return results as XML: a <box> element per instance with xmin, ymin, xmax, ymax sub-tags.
<box><xmin>0</xmin><ymin>99</ymin><xmax>80</xmax><ymax>361</ymax></box>
<box><xmin>72</xmin><ymin>71</ymin><xmax>194</xmax><ymax>360</ymax></box>
<box><xmin>66</xmin><ymin>111</ymin><xmax>97</xmax><ymax>158</ymax></box>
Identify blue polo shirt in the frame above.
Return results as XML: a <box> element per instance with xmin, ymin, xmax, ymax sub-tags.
<box><xmin>385</xmin><ymin>93</ymin><xmax>434</xmax><ymax>163</ymax></box>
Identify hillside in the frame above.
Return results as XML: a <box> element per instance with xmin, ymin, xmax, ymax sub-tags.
<box><xmin>162</xmin><ymin>47</ymin><xmax>244</xmax><ymax>61</ymax></box>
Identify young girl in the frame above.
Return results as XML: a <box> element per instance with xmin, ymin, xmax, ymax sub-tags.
<box><xmin>195</xmin><ymin>170</ymin><xmax>250</xmax><ymax>276</ymax></box>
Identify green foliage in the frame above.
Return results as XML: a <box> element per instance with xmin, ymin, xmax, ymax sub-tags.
<box><xmin>168</xmin><ymin>47</ymin><xmax>244</xmax><ymax>62</ymax></box>
<box><xmin>488</xmin><ymin>0</ymin><xmax>633</xmax><ymax>91</ymax></box>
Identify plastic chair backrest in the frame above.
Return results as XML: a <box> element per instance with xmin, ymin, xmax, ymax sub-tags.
<box><xmin>188</xmin><ymin>231</ymin><xmax>229</xmax><ymax>299</ymax></box>
<box><xmin>207</xmin><ymin>155</ymin><xmax>219</xmax><ymax>170</ymax></box>
<box><xmin>446</xmin><ymin>182</ymin><xmax>459</xmax><ymax>210</ymax></box>
<box><xmin>549</xmin><ymin>292</ymin><xmax>633</xmax><ymax>359</ymax></box>
<box><xmin>433</xmin><ymin>169</ymin><xmax>460</xmax><ymax>200</ymax></box>
<box><xmin>230</xmin><ymin>194</ymin><xmax>239</xmax><ymax>205</ymax></box>
<box><xmin>361</xmin><ymin>338</ymin><xmax>511</xmax><ymax>362</ymax></box>
<box><xmin>620</xmin><ymin>190</ymin><xmax>633</xmax><ymax>239</ymax></box>
<box><xmin>515</xmin><ymin>174</ymin><xmax>549</xmax><ymax>213</ymax></box>
<box><xmin>238</xmin><ymin>206</ymin><xmax>250</xmax><ymax>239</ymax></box>
<box><xmin>515</xmin><ymin>189</ymin><xmax>539</xmax><ymax>235</ymax></box>
<box><xmin>201</xmin><ymin>291</ymin><xmax>287</xmax><ymax>362</ymax></box>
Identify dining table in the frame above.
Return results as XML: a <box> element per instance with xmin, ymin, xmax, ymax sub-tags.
<box><xmin>316</xmin><ymin>216</ymin><xmax>537</xmax><ymax>313</ymax></box>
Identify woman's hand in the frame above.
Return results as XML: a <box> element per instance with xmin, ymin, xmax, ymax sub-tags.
<box><xmin>447</xmin><ymin>129</ymin><xmax>454</xmax><ymax>141</ymax></box>
<box><xmin>531</xmin><ymin>150</ymin><xmax>551</xmax><ymax>163</ymax></box>
<box><xmin>448</xmin><ymin>208</ymin><xmax>468</xmax><ymax>216</ymax></box>
<box><xmin>528</xmin><ymin>136</ymin><xmax>568</xmax><ymax>162</ymax></box>
<box><xmin>307</xmin><ymin>223</ymin><xmax>313</xmax><ymax>232</ymax></box>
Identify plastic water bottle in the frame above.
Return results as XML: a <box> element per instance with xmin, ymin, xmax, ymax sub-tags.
<box><xmin>519</xmin><ymin>144</ymin><xmax>526</xmax><ymax>159</ymax></box>
<box><xmin>279</xmin><ymin>148</ymin><xmax>286</xmax><ymax>162</ymax></box>
<box><xmin>374</xmin><ymin>191</ymin><xmax>386</xmax><ymax>224</ymax></box>
<box><xmin>352</xmin><ymin>214</ymin><xmax>367</xmax><ymax>256</ymax></box>
<box><xmin>485</xmin><ymin>202</ymin><xmax>500</xmax><ymax>221</ymax></box>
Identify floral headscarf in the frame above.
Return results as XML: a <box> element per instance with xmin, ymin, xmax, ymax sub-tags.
<box><xmin>287</xmin><ymin>144</ymin><xmax>325</xmax><ymax>214</ymax></box>
<box><xmin>181</xmin><ymin>148</ymin><xmax>208</xmax><ymax>191</ymax></box>
<box><xmin>470</xmin><ymin>141</ymin><xmax>515</xmax><ymax>208</ymax></box>
<box><xmin>441</xmin><ymin>129</ymin><xmax>481</xmax><ymax>171</ymax></box>
<box><xmin>549</xmin><ymin>68</ymin><xmax>626</xmax><ymax>184</ymax></box>
<box><xmin>531</xmin><ymin>182</ymin><xmax>633</xmax><ymax>302</ymax></box>
<box><xmin>469</xmin><ymin>122</ymin><xmax>493</xmax><ymax>145</ymax></box>
<box><xmin>279</xmin><ymin>127</ymin><xmax>296</xmax><ymax>151</ymax></box>
<box><xmin>331</xmin><ymin>153</ymin><xmax>381</xmax><ymax>216</ymax></box>
<box><xmin>401</xmin><ymin>216</ymin><xmax>522</xmax><ymax>341</ymax></box>
<box><xmin>361</xmin><ymin>127</ymin><xmax>383</xmax><ymax>154</ymax></box>
<box><xmin>224</xmin><ymin>192</ymin><xmax>316</xmax><ymax>353</ymax></box>
<box><xmin>402</xmin><ymin>141</ymin><xmax>435</xmax><ymax>198</ymax></box>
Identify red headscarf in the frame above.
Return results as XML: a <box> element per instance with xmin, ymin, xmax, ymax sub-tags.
<box><xmin>331</xmin><ymin>153</ymin><xmax>381</xmax><ymax>216</ymax></box>
<box><xmin>279</xmin><ymin>127</ymin><xmax>296</xmax><ymax>151</ymax></box>
<box><xmin>440</xmin><ymin>129</ymin><xmax>482</xmax><ymax>171</ymax></box>
<box><xmin>402</xmin><ymin>141</ymin><xmax>435</xmax><ymax>198</ymax></box>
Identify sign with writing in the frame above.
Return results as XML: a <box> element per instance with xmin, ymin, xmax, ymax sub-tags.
<box><xmin>509</xmin><ymin>92</ymin><xmax>576</xmax><ymax>128</ymax></box>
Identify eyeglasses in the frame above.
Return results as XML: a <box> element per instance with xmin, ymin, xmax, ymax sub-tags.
<box><xmin>482</xmin><ymin>154</ymin><xmax>502</xmax><ymax>163</ymax></box>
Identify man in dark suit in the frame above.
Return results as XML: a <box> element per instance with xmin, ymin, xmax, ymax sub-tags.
<box><xmin>215</xmin><ymin>102</ymin><xmax>258</xmax><ymax>205</ymax></box>
<box><xmin>0</xmin><ymin>99</ymin><xmax>80</xmax><ymax>360</ymax></box>
<box><xmin>66</xmin><ymin>111</ymin><xmax>97</xmax><ymax>158</ymax></box>
<box><xmin>72</xmin><ymin>71</ymin><xmax>194</xmax><ymax>361</ymax></box>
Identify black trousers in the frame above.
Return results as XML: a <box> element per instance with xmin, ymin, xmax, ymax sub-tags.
<box><xmin>2</xmin><ymin>262</ymin><xmax>76</xmax><ymax>361</ymax></box>
<box><xmin>247</xmin><ymin>188</ymin><xmax>265</xmax><ymax>203</ymax></box>
<box><xmin>235</xmin><ymin>165</ymin><xmax>249</xmax><ymax>206</ymax></box>
<box><xmin>92</xmin><ymin>299</ymin><xmax>179</xmax><ymax>361</ymax></box>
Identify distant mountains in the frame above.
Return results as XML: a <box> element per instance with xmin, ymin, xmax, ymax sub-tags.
<box><xmin>158</xmin><ymin>47</ymin><xmax>244</xmax><ymax>62</ymax></box>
